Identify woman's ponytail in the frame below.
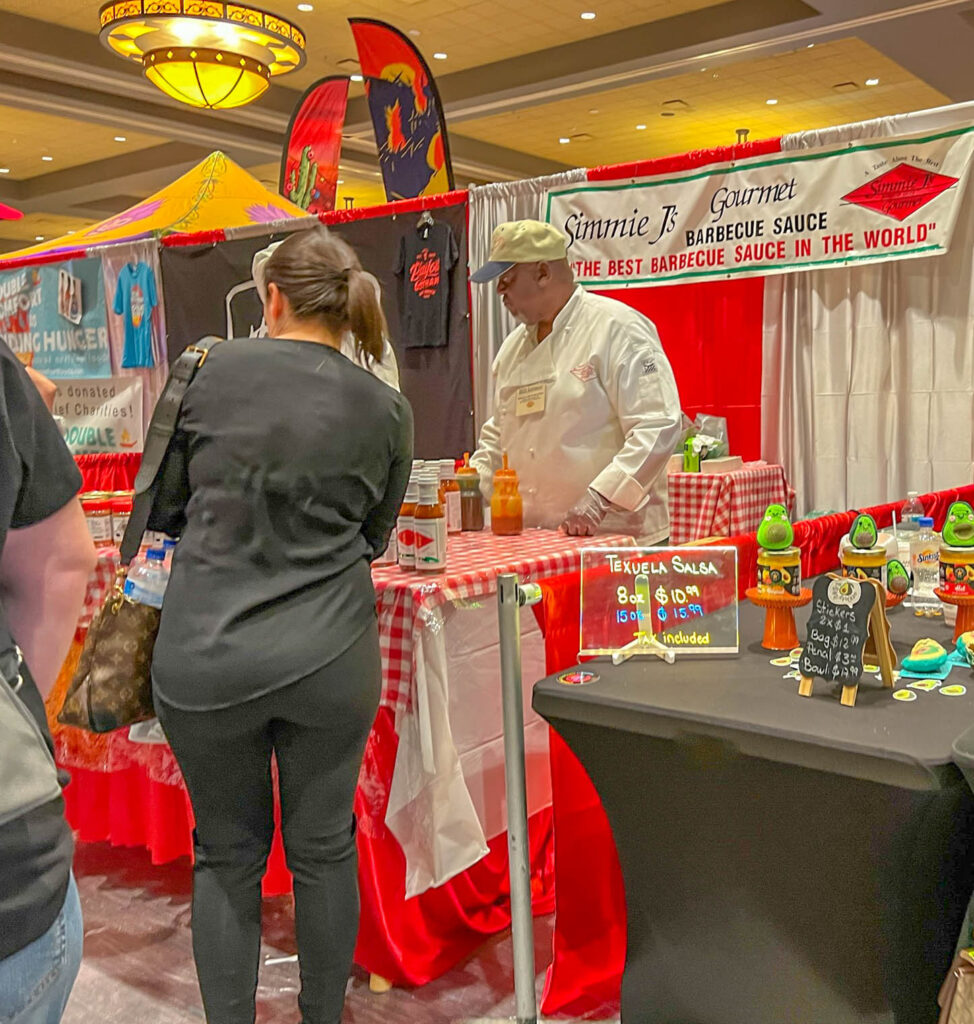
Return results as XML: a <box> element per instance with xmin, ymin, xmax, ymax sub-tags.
<box><xmin>346</xmin><ymin>268</ymin><xmax>386</xmax><ymax>366</ymax></box>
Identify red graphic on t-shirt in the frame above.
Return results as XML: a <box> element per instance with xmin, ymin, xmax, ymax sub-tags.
<box><xmin>409</xmin><ymin>247</ymin><xmax>441</xmax><ymax>299</ymax></box>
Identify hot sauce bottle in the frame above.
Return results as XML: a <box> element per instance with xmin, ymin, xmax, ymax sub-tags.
<box><xmin>414</xmin><ymin>474</ymin><xmax>447</xmax><ymax>572</ymax></box>
<box><xmin>397</xmin><ymin>478</ymin><xmax>419</xmax><ymax>571</ymax></box>
<box><xmin>457</xmin><ymin>453</ymin><xmax>484</xmax><ymax>532</ymax></box>
<box><xmin>490</xmin><ymin>453</ymin><xmax>523</xmax><ymax>536</ymax></box>
<box><xmin>438</xmin><ymin>459</ymin><xmax>462</xmax><ymax>535</ymax></box>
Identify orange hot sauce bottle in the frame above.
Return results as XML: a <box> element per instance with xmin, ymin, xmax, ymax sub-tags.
<box><xmin>490</xmin><ymin>453</ymin><xmax>523</xmax><ymax>536</ymax></box>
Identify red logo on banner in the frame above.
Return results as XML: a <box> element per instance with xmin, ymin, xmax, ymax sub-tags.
<box><xmin>409</xmin><ymin>248</ymin><xmax>441</xmax><ymax>298</ymax></box>
<box><xmin>842</xmin><ymin>165</ymin><xmax>958</xmax><ymax>222</ymax></box>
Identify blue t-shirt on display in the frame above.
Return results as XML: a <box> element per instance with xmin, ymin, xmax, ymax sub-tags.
<box><xmin>114</xmin><ymin>262</ymin><xmax>158</xmax><ymax>368</ymax></box>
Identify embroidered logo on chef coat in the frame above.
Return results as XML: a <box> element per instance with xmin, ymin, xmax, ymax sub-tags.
<box><xmin>641</xmin><ymin>359</ymin><xmax>658</xmax><ymax>375</ymax></box>
<box><xmin>571</xmin><ymin>362</ymin><xmax>597</xmax><ymax>382</ymax></box>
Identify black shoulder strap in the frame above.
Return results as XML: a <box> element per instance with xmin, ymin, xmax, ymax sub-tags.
<box><xmin>119</xmin><ymin>337</ymin><xmax>222</xmax><ymax>565</ymax></box>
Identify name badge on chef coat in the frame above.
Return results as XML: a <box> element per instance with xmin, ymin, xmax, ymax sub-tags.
<box><xmin>516</xmin><ymin>382</ymin><xmax>547</xmax><ymax>416</ymax></box>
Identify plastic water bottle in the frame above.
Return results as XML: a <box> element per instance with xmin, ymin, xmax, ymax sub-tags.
<box><xmin>898</xmin><ymin>491</ymin><xmax>926</xmax><ymax>570</ymax></box>
<box><xmin>123</xmin><ymin>548</ymin><xmax>169</xmax><ymax>609</ymax></box>
<box><xmin>910</xmin><ymin>517</ymin><xmax>942</xmax><ymax>617</ymax></box>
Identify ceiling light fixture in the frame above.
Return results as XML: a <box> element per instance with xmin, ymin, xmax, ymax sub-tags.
<box><xmin>41</xmin><ymin>155</ymin><xmax>53</xmax><ymax>161</ymax></box>
<box><xmin>297</xmin><ymin>2</ymin><xmax>313</xmax><ymax>10</ymax></box>
<box><xmin>766</xmin><ymin>98</ymin><xmax>778</xmax><ymax>105</ymax></box>
<box><xmin>35</xmin><ymin>235</ymin><xmax>44</xmax><ymax>241</ymax></box>
<box><xmin>433</xmin><ymin>51</ymin><xmax>447</xmax><ymax>59</ymax></box>
<box><xmin>337</xmin><ymin>178</ymin><xmax>344</xmax><ymax>184</ymax></box>
<box><xmin>98</xmin><ymin>0</ymin><xmax>306</xmax><ymax>110</ymax></box>
<box><xmin>580</xmin><ymin>11</ymin><xmax>596</xmax><ymax>19</ymax></box>
<box><xmin>114</xmin><ymin>135</ymin><xmax>126</xmax><ymax>142</ymax></box>
<box><xmin>408</xmin><ymin>29</ymin><xmax>421</xmax><ymax>37</ymax></box>
<box><xmin>807</xmin><ymin>42</ymin><xmax>814</xmax><ymax>48</ymax></box>
<box><xmin>559</xmin><ymin>137</ymin><xmax>571</xmax><ymax>144</ymax></box>
<box><xmin>350</xmin><ymin>73</ymin><xmax>363</xmax><ymax>82</ymax></box>
<box><xmin>866</xmin><ymin>77</ymin><xmax>879</xmax><ymax>85</ymax></box>
<box><xmin>0</xmin><ymin>168</ymin><xmax>9</xmax><ymax>174</ymax></box>
<box><xmin>636</xmin><ymin>124</ymin><xmax>646</xmax><ymax>130</ymax></box>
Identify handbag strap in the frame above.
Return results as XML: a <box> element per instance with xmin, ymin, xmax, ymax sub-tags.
<box><xmin>119</xmin><ymin>337</ymin><xmax>222</xmax><ymax>566</ymax></box>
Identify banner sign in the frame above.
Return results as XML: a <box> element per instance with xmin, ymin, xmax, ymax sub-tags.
<box><xmin>280</xmin><ymin>76</ymin><xmax>349</xmax><ymax>214</ymax></box>
<box><xmin>580</xmin><ymin>546</ymin><xmax>739</xmax><ymax>656</ymax></box>
<box><xmin>0</xmin><ymin>258</ymin><xmax>111</xmax><ymax>376</ymax></box>
<box><xmin>53</xmin><ymin>377</ymin><xmax>143</xmax><ymax>454</ymax></box>
<box><xmin>349</xmin><ymin>18</ymin><xmax>454</xmax><ymax>201</ymax></box>
<box><xmin>545</xmin><ymin>125</ymin><xmax>974</xmax><ymax>288</ymax></box>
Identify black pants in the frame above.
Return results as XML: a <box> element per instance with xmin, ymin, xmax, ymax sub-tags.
<box><xmin>155</xmin><ymin>623</ymin><xmax>381</xmax><ymax>1024</ymax></box>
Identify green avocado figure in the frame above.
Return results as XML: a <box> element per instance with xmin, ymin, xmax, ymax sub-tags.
<box><xmin>850</xmin><ymin>512</ymin><xmax>879</xmax><ymax>550</ymax></box>
<box><xmin>943</xmin><ymin>501</ymin><xmax>974</xmax><ymax>548</ymax></box>
<box><xmin>757</xmin><ymin>503</ymin><xmax>794</xmax><ymax>551</ymax></box>
<box><xmin>886</xmin><ymin>558</ymin><xmax>910</xmax><ymax>595</ymax></box>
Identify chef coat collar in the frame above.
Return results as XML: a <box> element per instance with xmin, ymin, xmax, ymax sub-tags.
<box><xmin>526</xmin><ymin>285</ymin><xmax>585</xmax><ymax>347</ymax></box>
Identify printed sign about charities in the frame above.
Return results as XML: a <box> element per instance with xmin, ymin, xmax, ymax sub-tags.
<box><xmin>0</xmin><ymin>257</ymin><xmax>111</xmax><ymax>376</ymax></box>
<box><xmin>544</xmin><ymin>125</ymin><xmax>974</xmax><ymax>287</ymax></box>
<box><xmin>580</xmin><ymin>546</ymin><xmax>739</xmax><ymax>655</ymax></box>
<box><xmin>53</xmin><ymin>377</ymin><xmax>143</xmax><ymax>454</ymax></box>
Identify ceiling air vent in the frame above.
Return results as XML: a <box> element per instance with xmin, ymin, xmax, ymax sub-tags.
<box><xmin>832</xmin><ymin>81</ymin><xmax>860</xmax><ymax>92</ymax></box>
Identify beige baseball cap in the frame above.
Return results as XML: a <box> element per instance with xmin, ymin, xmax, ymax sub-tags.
<box><xmin>470</xmin><ymin>219</ymin><xmax>568</xmax><ymax>283</ymax></box>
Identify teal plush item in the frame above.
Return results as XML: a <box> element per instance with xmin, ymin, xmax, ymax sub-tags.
<box><xmin>956</xmin><ymin>631</ymin><xmax>974</xmax><ymax>667</ymax></box>
<box><xmin>901</xmin><ymin>637</ymin><xmax>949</xmax><ymax>673</ymax></box>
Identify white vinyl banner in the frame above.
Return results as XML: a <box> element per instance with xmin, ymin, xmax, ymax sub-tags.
<box><xmin>544</xmin><ymin>124</ymin><xmax>974</xmax><ymax>288</ymax></box>
<box><xmin>53</xmin><ymin>377</ymin><xmax>144</xmax><ymax>454</ymax></box>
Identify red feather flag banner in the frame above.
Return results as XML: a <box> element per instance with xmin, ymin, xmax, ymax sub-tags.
<box><xmin>279</xmin><ymin>76</ymin><xmax>350</xmax><ymax>215</ymax></box>
<box><xmin>348</xmin><ymin>18</ymin><xmax>455</xmax><ymax>202</ymax></box>
<box><xmin>0</xmin><ymin>202</ymin><xmax>23</xmax><ymax>221</ymax></box>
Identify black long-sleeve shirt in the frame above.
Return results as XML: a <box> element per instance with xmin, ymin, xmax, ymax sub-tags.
<box><xmin>149</xmin><ymin>337</ymin><xmax>413</xmax><ymax>710</ymax></box>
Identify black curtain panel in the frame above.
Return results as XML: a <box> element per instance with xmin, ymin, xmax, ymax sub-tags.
<box><xmin>159</xmin><ymin>202</ymin><xmax>473</xmax><ymax>459</ymax></box>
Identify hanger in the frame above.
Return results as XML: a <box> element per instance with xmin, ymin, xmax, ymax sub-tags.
<box><xmin>417</xmin><ymin>209</ymin><xmax>434</xmax><ymax>229</ymax></box>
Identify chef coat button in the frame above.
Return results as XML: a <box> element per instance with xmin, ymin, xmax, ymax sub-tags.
<box><xmin>529</xmin><ymin>448</ymin><xmax>535</xmax><ymax>457</ymax></box>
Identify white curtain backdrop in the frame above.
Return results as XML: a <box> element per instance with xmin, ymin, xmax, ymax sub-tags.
<box><xmin>763</xmin><ymin>104</ymin><xmax>974</xmax><ymax>515</ymax></box>
<box><xmin>467</xmin><ymin>170</ymin><xmax>586</xmax><ymax>434</ymax></box>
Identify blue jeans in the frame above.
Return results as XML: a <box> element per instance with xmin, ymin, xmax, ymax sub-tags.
<box><xmin>0</xmin><ymin>874</ymin><xmax>82</xmax><ymax>1024</ymax></box>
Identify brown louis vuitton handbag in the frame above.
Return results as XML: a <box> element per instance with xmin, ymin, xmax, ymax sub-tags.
<box><xmin>58</xmin><ymin>338</ymin><xmax>220</xmax><ymax>733</ymax></box>
<box><xmin>939</xmin><ymin>950</ymin><xmax>974</xmax><ymax>1024</ymax></box>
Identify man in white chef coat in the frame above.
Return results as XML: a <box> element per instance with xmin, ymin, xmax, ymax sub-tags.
<box><xmin>469</xmin><ymin>219</ymin><xmax>682</xmax><ymax>541</ymax></box>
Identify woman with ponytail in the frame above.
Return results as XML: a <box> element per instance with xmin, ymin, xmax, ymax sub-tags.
<box><xmin>147</xmin><ymin>226</ymin><xmax>413</xmax><ymax>1024</ymax></box>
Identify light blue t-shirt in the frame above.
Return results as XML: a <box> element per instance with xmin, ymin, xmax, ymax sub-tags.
<box><xmin>114</xmin><ymin>262</ymin><xmax>158</xmax><ymax>368</ymax></box>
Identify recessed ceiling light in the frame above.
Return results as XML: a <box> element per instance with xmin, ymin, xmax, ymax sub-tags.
<box><xmin>432</xmin><ymin>51</ymin><xmax>447</xmax><ymax>60</ymax></box>
<box><xmin>806</xmin><ymin>42</ymin><xmax>814</xmax><ymax>48</ymax></box>
<box><xmin>766</xmin><ymin>98</ymin><xmax>778</xmax><ymax>105</ymax></box>
<box><xmin>636</xmin><ymin>124</ymin><xmax>647</xmax><ymax>130</ymax></box>
<box><xmin>408</xmin><ymin>28</ymin><xmax>421</xmax><ymax>37</ymax></box>
<box><xmin>865</xmin><ymin>77</ymin><xmax>879</xmax><ymax>86</ymax></box>
<box><xmin>559</xmin><ymin>137</ymin><xmax>571</xmax><ymax>144</ymax></box>
<box><xmin>41</xmin><ymin>155</ymin><xmax>53</xmax><ymax>162</ymax></box>
<box><xmin>337</xmin><ymin>178</ymin><xmax>344</xmax><ymax>184</ymax></box>
<box><xmin>588</xmin><ymin>107</ymin><xmax>599</xmax><ymax>114</ymax></box>
<box><xmin>34</xmin><ymin>235</ymin><xmax>44</xmax><ymax>241</ymax></box>
<box><xmin>297</xmin><ymin>2</ymin><xmax>313</xmax><ymax>10</ymax></box>
<box><xmin>114</xmin><ymin>135</ymin><xmax>126</xmax><ymax>142</ymax></box>
<box><xmin>660</xmin><ymin>111</ymin><xmax>675</xmax><ymax>118</ymax></box>
<box><xmin>0</xmin><ymin>168</ymin><xmax>9</xmax><ymax>174</ymax></box>
<box><xmin>580</xmin><ymin>11</ymin><xmax>596</xmax><ymax>19</ymax></box>
<box><xmin>350</xmin><ymin>73</ymin><xmax>363</xmax><ymax>82</ymax></box>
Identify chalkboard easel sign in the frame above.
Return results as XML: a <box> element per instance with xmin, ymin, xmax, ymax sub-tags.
<box><xmin>797</xmin><ymin>575</ymin><xmax>892</xmax><ymax>708</ymax></box>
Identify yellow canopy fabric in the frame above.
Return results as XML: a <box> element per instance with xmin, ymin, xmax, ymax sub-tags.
<box><xmin>1</xmin><ymin>152</ymin><xmax>309</xmax><ymax>263</ymax></box>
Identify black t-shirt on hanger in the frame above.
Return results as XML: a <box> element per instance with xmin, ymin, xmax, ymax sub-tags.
<box><xmin>395</xmin><ymin>220</ymin><xmax>458</xmax><ymax>349</ymax></box>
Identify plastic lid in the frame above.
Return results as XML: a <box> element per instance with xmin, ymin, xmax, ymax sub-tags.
<box><xmin>146</xmin><ymin>548</ymin><xmax>166</xmax><ymax>561</ymax></box>
<box><xmin>162</xmin><ymin>538</ymin><xmax>177</xmax><ymax>549</ymax></box>
<box><xmin>438</xmin><ymin>458</ymin><xmax>456</xmax><ymax>479</ymax></box>
<box><xmin>403</xmin><ymin>480</ymin><xmax>419</xmax><ymax>504</ymax></box>
<box><xmin>919</xmin><ymin>517</ymin><xmax>935</xmax><ymax>527</ymax></box>
<box><xmin>418</xmin><ymin>475</ymin><xmax>440</xmax><ymax>505</ymax></box>
<box><xmin>494</xmin><ymin>452</ymin><xmax>517</xmax><ymax>481</ymax></box>
<box><xmin>907</xmin><ymin>491</ymin><xmax>919</xmax><ymax>498</ymax></box>
<box><xmin>456</xmin><ymin>452</ymin><xmax>479</xmax><ymax>478</ymax></box>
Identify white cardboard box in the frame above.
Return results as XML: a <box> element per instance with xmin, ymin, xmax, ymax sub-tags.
<box><xmin>668</xmin><ymin>454</ymin><xmax>744</xmax><ymax>474</ymax></box>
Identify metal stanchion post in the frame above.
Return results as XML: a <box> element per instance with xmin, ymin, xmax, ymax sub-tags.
<box><xmin>498</xmin><ymin>573</ymin><xmax>543</xmax><ymax>1024</ymax></box>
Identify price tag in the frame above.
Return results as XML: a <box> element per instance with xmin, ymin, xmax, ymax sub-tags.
<box><xmin>516</xmin><ymin>382</ymin><xmax>546</xmax><ymax>416</ymax></box>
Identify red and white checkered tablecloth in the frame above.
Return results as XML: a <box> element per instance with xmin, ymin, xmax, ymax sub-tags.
<box><xmin>372</xmin><ymin>529</ymin><xmax>631</xmax><ymax>713</ymax></box>
<box><xmin>667</xmin><ymin>462</ymin><xmax>795</xmax><ymax>545</ymax></box>
<box><xmin>79</xmin><ymin>546</ymin><xmax>122</xmax><ymax>630</ymax></box>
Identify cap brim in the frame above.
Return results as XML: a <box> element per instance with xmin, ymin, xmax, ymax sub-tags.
<box><xmin>470</xmin><ymin>260</ymin><xmax>514</xmax><ymax>284</ymax></box>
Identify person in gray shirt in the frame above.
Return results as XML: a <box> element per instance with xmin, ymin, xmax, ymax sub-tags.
<box><xmin>149</xmin><ymin>226</ymin><xmax>413</xmax><ymax>1024</ymax></box>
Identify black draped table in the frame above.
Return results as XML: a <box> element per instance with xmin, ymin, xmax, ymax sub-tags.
<box><xmin>534</xmin><ymin>595</ymin><xmax>974</xmax><ymax>1024</ymax></box>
